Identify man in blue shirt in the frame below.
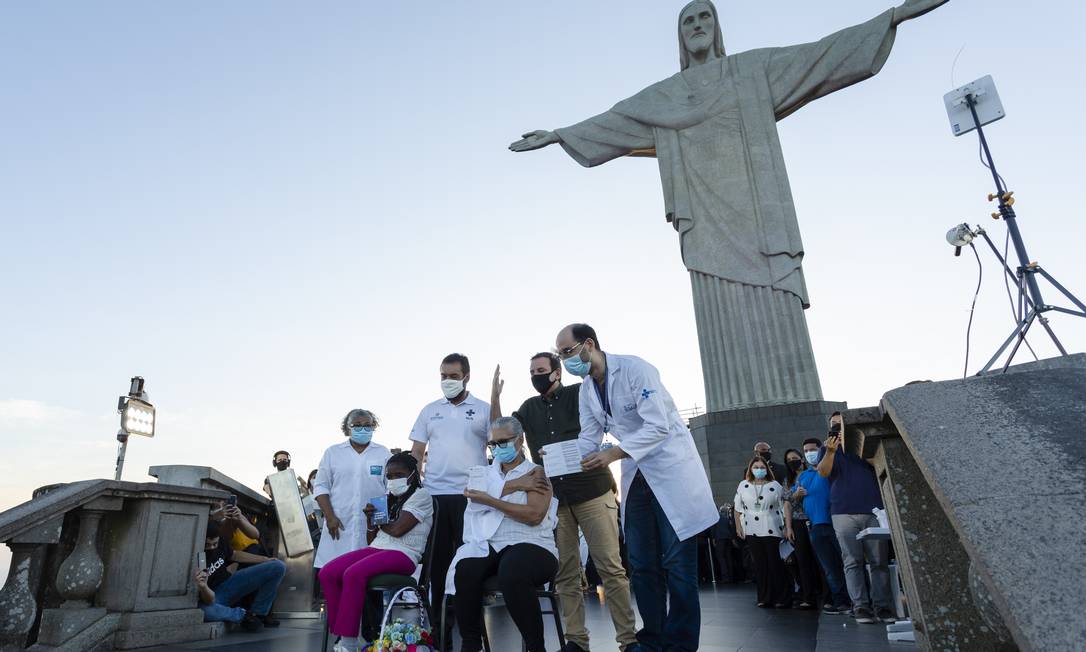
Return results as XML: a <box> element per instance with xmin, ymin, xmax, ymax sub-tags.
<box><xmin>816</xmin><ymin>412</ymin><xmax>894</xmax><ymax>624</ymax></box>
<box><xmin>797</xmin><ymin>437</ymin><xmax>850</xmax><ymax>614</ymax></box>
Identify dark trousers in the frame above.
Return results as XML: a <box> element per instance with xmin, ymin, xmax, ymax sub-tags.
<box><xmin>808</xmin><ymin>523</ymin><xmax>851</xmax><ymax>609</ymax></box>
<box><xmin>430</xmin><ymin>494</ymin><xmax>467</xmax><ymax>614</ymax></box>
<box><xmin>624</xmin><ymin>472</ymin><xmax>700</xmax><ymax>652</ymax></box>
<box><xmin>790</xmin><ymin>519</ymin><xmax>822</xmax><ymax>605</ymax></box>
<box><xmin>747</xmin><ymin>535</ymin><xmax>791</xmax><ymax>606</ymax></box>
<box><xmin>453</xmin><ymin>544</ymin><xmax>558</xmax><ymax>652</ymax></box>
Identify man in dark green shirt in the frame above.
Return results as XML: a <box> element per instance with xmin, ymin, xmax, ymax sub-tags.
<box><xmin>492</xmin><ymin>353</ymin><xmax>638</xmax><ymax>652</ymax></box>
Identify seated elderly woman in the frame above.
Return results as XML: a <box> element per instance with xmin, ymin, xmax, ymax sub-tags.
<box><xmin>448</xmin><ymin>416</ymin><xmax>558</xmax><ymax>652</ymax></box>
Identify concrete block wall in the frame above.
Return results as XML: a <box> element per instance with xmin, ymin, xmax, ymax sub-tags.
<box><xmin>691</xmin><ymin>400</ymin><xmax>846</xmax><ymax>506</ymax></box>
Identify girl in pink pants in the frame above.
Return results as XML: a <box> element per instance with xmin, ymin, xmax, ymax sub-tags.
<box><xmin>319</xmin><ymin>452</ymin><xmax>433</xmax><ymax>652</ymax></box>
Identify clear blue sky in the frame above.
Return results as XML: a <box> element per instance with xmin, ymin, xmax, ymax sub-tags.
<box><xmin>3</xmin><ymin>1</ymin><xmax>1084</xmax><ymax>579</ymax></box>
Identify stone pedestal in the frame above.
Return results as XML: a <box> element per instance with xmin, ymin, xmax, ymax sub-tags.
<box><xmin>689</xmin><ymin>400</ymin><xmax>845</xmax><ymax>504</ymax></box>
<box><xmin>848</xmin><ymin>354</ymin><xmax>1086</xmax><ymax>652</ymax></box>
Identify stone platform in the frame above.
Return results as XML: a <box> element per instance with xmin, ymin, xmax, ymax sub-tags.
<box><xmin>143</xmin><ymin>584</ymin><xmax>911</xmax><ymax>652</ymax></box>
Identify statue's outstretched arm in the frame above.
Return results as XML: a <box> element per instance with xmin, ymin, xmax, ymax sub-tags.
<box><xmin>509</xmin><ymin>130</ymin><xmax>560</xmax><ymax>152</ymax></box>
<box><xmin>892</xmin><ymin>0</ymin><xmax>949</xmax><ymax>26</ymax></box>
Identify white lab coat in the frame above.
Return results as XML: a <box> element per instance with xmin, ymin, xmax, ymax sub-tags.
<box><xmin>311</xmin><ymin>440</ymin><xmax>391</xmax><ymax>568</ymax></box>
<box><xmin>578</xmin><ymin>353</ymin><xmax>718</xmax><ymax>541</ymax></box>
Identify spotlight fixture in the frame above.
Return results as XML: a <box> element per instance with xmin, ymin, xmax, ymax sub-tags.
<box><xmin>114</xmin><ymin>376</ymin><xmax>155</xmax><ymax>480</ymax></box>
<box><xmin>946</xmin><ymin>223</ymin><xmax>976</xmax><ymax>256</ymax></box>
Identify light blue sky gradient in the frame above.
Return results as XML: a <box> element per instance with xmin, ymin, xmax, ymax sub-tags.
<box><xmin>3</xmin><ymin>1</ymin><xmax>1084</xmax><ymax>579</ymax></box>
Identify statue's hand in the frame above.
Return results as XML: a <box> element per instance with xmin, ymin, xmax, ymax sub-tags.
<box><xmin>509</xmin><ymin>130</ymin><xmax>559</xmax><ymax>152</ymax></box>
<box><xmin>893</xmin><ymin>0</ymin><xmax>948</xmax><ymax>25</ymax></box>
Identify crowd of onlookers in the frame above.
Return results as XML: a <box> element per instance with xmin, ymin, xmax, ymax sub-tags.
<box><xmin>192</xmin><ymin>322</ymin><xmax>897</xmax><ymax>652</ymax></box>
<box><xmin>708</xmin><ymin>422</ymin><xmax>896</xmax><ymax>625</ymax></box>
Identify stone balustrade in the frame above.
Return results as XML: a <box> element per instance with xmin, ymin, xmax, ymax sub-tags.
<box><xmin>0</xmin><ymin>480</ymin><xmax>226</xmax><ymax>651</ymax></box>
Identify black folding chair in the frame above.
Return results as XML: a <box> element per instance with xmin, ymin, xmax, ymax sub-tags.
<box><xmin>321</xmin><ymin>497</ymin><xmax>439</xmax><ymax>651</ymax></box>
<box><xmin>441</xmin><ymin>576</ymin><xmax>565</xmax><ymax>652</ymax></box>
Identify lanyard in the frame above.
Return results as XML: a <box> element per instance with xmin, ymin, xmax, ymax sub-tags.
<box><xmin>593</xmin><ymin>376</ymin><xmax>611</xmax><ymax>417</ymax></box>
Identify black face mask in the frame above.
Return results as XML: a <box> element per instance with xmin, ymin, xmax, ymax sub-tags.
<box><xmin>274</xmin><ymin>460</ymin><xmax>290</xmax><ymax>471</ymax></box>
<box><xmin>531</xmin><ymin>372</ymin><xmax>555</xmax><ymax>395</ymax></box>
<box><xmin>787</xmin><ymin>459</ymin><xmax>803</xmax><ymax>471</ymax></box>
<box><xmin>758</xmin><ymin>451</ymin><xmax>772</xmax><ymax>462</ymax></box>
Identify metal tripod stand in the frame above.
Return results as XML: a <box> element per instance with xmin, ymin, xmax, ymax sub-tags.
<box><xmin>964</xmin><ymin>93</ymin><xmax>1086</xmax><ymax>374</ymax></box>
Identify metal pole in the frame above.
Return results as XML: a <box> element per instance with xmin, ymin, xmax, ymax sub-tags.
<box><xmin>966</xmin><ymin>95</ymin><xmax>1047</xmax><ymax>309</ymax></box>
<box><xmin>114</xmin><ymin>434</ymin><xmax>128</xmax><ymax>481</ymax></box>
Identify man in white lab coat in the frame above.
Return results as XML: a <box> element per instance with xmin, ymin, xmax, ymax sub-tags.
<box><xmin>312</xmin><ymin>409</ymin><xmax>392</xmax><ymax>569</ymax></box>
<box><xmin>556</xmin><ymin>323</ymin><xmax>717</xmax><ymax>652</ymax></box>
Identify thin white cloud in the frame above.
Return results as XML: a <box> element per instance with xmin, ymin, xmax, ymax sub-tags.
<box><xmin>0</xmin><ymin>399</ymin><xmax>83</xmax><ymax>426</ymax></box>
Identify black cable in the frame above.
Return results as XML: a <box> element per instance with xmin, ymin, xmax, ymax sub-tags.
<box><xmin>964</xmin><ymin>242</ymin><xmax>983</xmax><ymax>378</ymax></box>
<box><xmin>978</xmin><ymin>137</ymin><xmax>1008</xmax><ymax>191</ymax></box>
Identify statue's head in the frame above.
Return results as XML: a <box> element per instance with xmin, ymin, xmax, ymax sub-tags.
<box><xmin>678</xmin><ymin>0</ymin><xmax>725</xmax><ymax>70</ymax></box>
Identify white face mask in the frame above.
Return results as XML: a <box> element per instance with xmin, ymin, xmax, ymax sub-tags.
<box><xmin>388</xmin><ymin>478</ymin><xmax>411</xmax><ymax>497</ymax></box>
<box><xmin>804</xmin><ymin>451</ymin><xmax>820</xmax><ymax>465</ymax></box>
<box><xmin>441</xmin><ymin>378</ymin><xmax>464</xmax><ymax>399</ymax></box>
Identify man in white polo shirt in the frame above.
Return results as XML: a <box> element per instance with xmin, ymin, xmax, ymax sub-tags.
<box><xmin>409</xmin><ymin>353</ymin><xmax>490</xmax><ymax>641</ymax></box>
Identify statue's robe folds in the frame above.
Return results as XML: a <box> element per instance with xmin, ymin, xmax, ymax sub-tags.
<box><xmin>555</xmin><ymin>10</ymin><xmax>897</xmax><ymax>411</ymax></box>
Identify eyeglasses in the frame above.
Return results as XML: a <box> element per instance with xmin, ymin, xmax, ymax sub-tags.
<box><xmin>556</xmin><ymin>341</ymin><xmax>585</xmax><ymax>360</ymax></box>
<box><xmin>486</xmin><ymin>437</ymin><xmax>517</xmax><ymax>450</ymax></box>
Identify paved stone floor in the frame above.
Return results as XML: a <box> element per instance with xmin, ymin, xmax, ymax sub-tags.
<box><xmin>149</xmin><ymin>584</ymin><xmax>914</xmax><ymax>651</ymax></box>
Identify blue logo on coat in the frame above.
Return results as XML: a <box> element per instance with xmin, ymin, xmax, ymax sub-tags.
<box><xmin>369</xmin><ymin>465</ymin><xmax>383</xmax><ymax>475</ymax></box>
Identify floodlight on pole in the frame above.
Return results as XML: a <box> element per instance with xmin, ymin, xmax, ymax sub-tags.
<box><xmin>115</xmin><ymin>376</ymin><xmax>155</xmax><ymax>481</ymax></box>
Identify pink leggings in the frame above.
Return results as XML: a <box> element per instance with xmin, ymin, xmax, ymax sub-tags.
<box><xmin>319</xmin><ymin>547</ymin><xmax>416</xmax><ymax>637</ymax></box>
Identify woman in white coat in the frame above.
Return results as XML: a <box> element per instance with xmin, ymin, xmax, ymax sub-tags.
<box><xmin>557</xmin><ymin>323</ymin><xmax>717</xmax><ymax>652</ymax></box>
<box><xmin>312</xmin><ymin>409</ymin><xmax>392</xmax><ymax>569</ymax></box>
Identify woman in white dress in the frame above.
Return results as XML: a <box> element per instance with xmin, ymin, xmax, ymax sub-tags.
<box><xmin>734</xmin><ymin>456</ymin><xmax>793</xmax><ymax>608</ymax></box>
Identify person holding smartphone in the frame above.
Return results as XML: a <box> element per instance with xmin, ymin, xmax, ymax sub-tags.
<box><xmin>816</xmin><ymin>411</ymin><xmax>894</xmax><ymax>625</ymax></box>
<box><xmin>196</xmin><ymin>519</ymin><xmax>286</xmax><ymax>631</ymax></box>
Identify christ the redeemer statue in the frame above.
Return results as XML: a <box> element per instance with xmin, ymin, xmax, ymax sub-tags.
<box><xmin>511</xmin><ymin>0</ymin><xmax>948</xmax><ymax>412</ymax></box>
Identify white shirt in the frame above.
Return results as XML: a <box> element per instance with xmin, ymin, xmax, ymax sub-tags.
<box><xmin>371</xmin><ymin>488</ymin><xmax>434</xmax><ymax>565</ymax></box>
<box><xmin>312</xmin><ymin>440</ymin><xmax>391</xmax><ymax>568</ymax></box>
<box><xmin>444</xmin><ymin>458</ymin><xmax>559</xmax><ymax>596</ymax></box>
<box><xmin>409</xmin><ymin>393</ymin><xmax>490</xmax><ymax>496</ymax></box>
<box><xmin>733</xmin><ymin>480</ymin><xmax>786</xmax><ymax>538</ymax></box>
<box><xmin>578</xmin><ymin>353</ymin><xmax>718</xmax><ymax>541</ymax></box>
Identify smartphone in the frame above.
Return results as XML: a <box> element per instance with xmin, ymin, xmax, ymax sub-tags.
<box><xmin>226</xmin><ymin>494</ymin><xmax>237</xmax><ymax>507</ymax></box>
<box><xmin>829</xmin><ymin>422</ymin><xmax>841</xmax><ymax>435</ymax></box>
<box><xmin>197</xmin><ymin>551</ymin><xmax>207</xmax><ymax>571</ymax></box>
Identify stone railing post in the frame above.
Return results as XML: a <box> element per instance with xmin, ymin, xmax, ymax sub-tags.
<box><xmin>0</xmin><ymin>542</ymin><xmax>42</xmax><ymax>649</ymax></box>
<box><xmin>55</xmin><ymin>509</ymin><xmax>106</xmax><ymax>607</ymax></box>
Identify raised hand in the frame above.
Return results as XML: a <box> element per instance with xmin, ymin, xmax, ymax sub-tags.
<box><xmin>893</xmin><ymin>0</ymin><xmax>949</xmax><ymax>25</ymax></box>
<box><xmin>509</xmin><ymin>130</ymin><xmax>559</xmax><ymax>152</ymax></box>
<box><xmin>492</xmin><ymin>364</ymin><xmax>504</xmax><ymax>398</ymax></box>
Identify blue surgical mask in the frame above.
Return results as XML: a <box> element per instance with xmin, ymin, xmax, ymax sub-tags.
<box><xmin>493</xmin><ymin>441</ymin><xmax>520</xmax><ymax>464</ymax></box>
<box><xmin>563</xmin><ymin>354</ymin><xmax>591</xmax><ymax>378</ymax></box>
<box><xmin>350</xmin><ymin>426</ymin><xmax>373</xmax><ymax>445</ymax></box>
<box><xmin>752</xmin><ymin>468</ymin><xmax>767</xmax><ymax>480</ymax></box>
<box><xmin>804</xmin><ymin>451</ymin><xmax>819</xmax><ymax>466</ymax></box>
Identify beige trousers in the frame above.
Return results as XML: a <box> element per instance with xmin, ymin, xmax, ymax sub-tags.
<box><xmin>554</xmin><ymin>491</ymin><xmax>638</xmax><ymax>650</ymax></box>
